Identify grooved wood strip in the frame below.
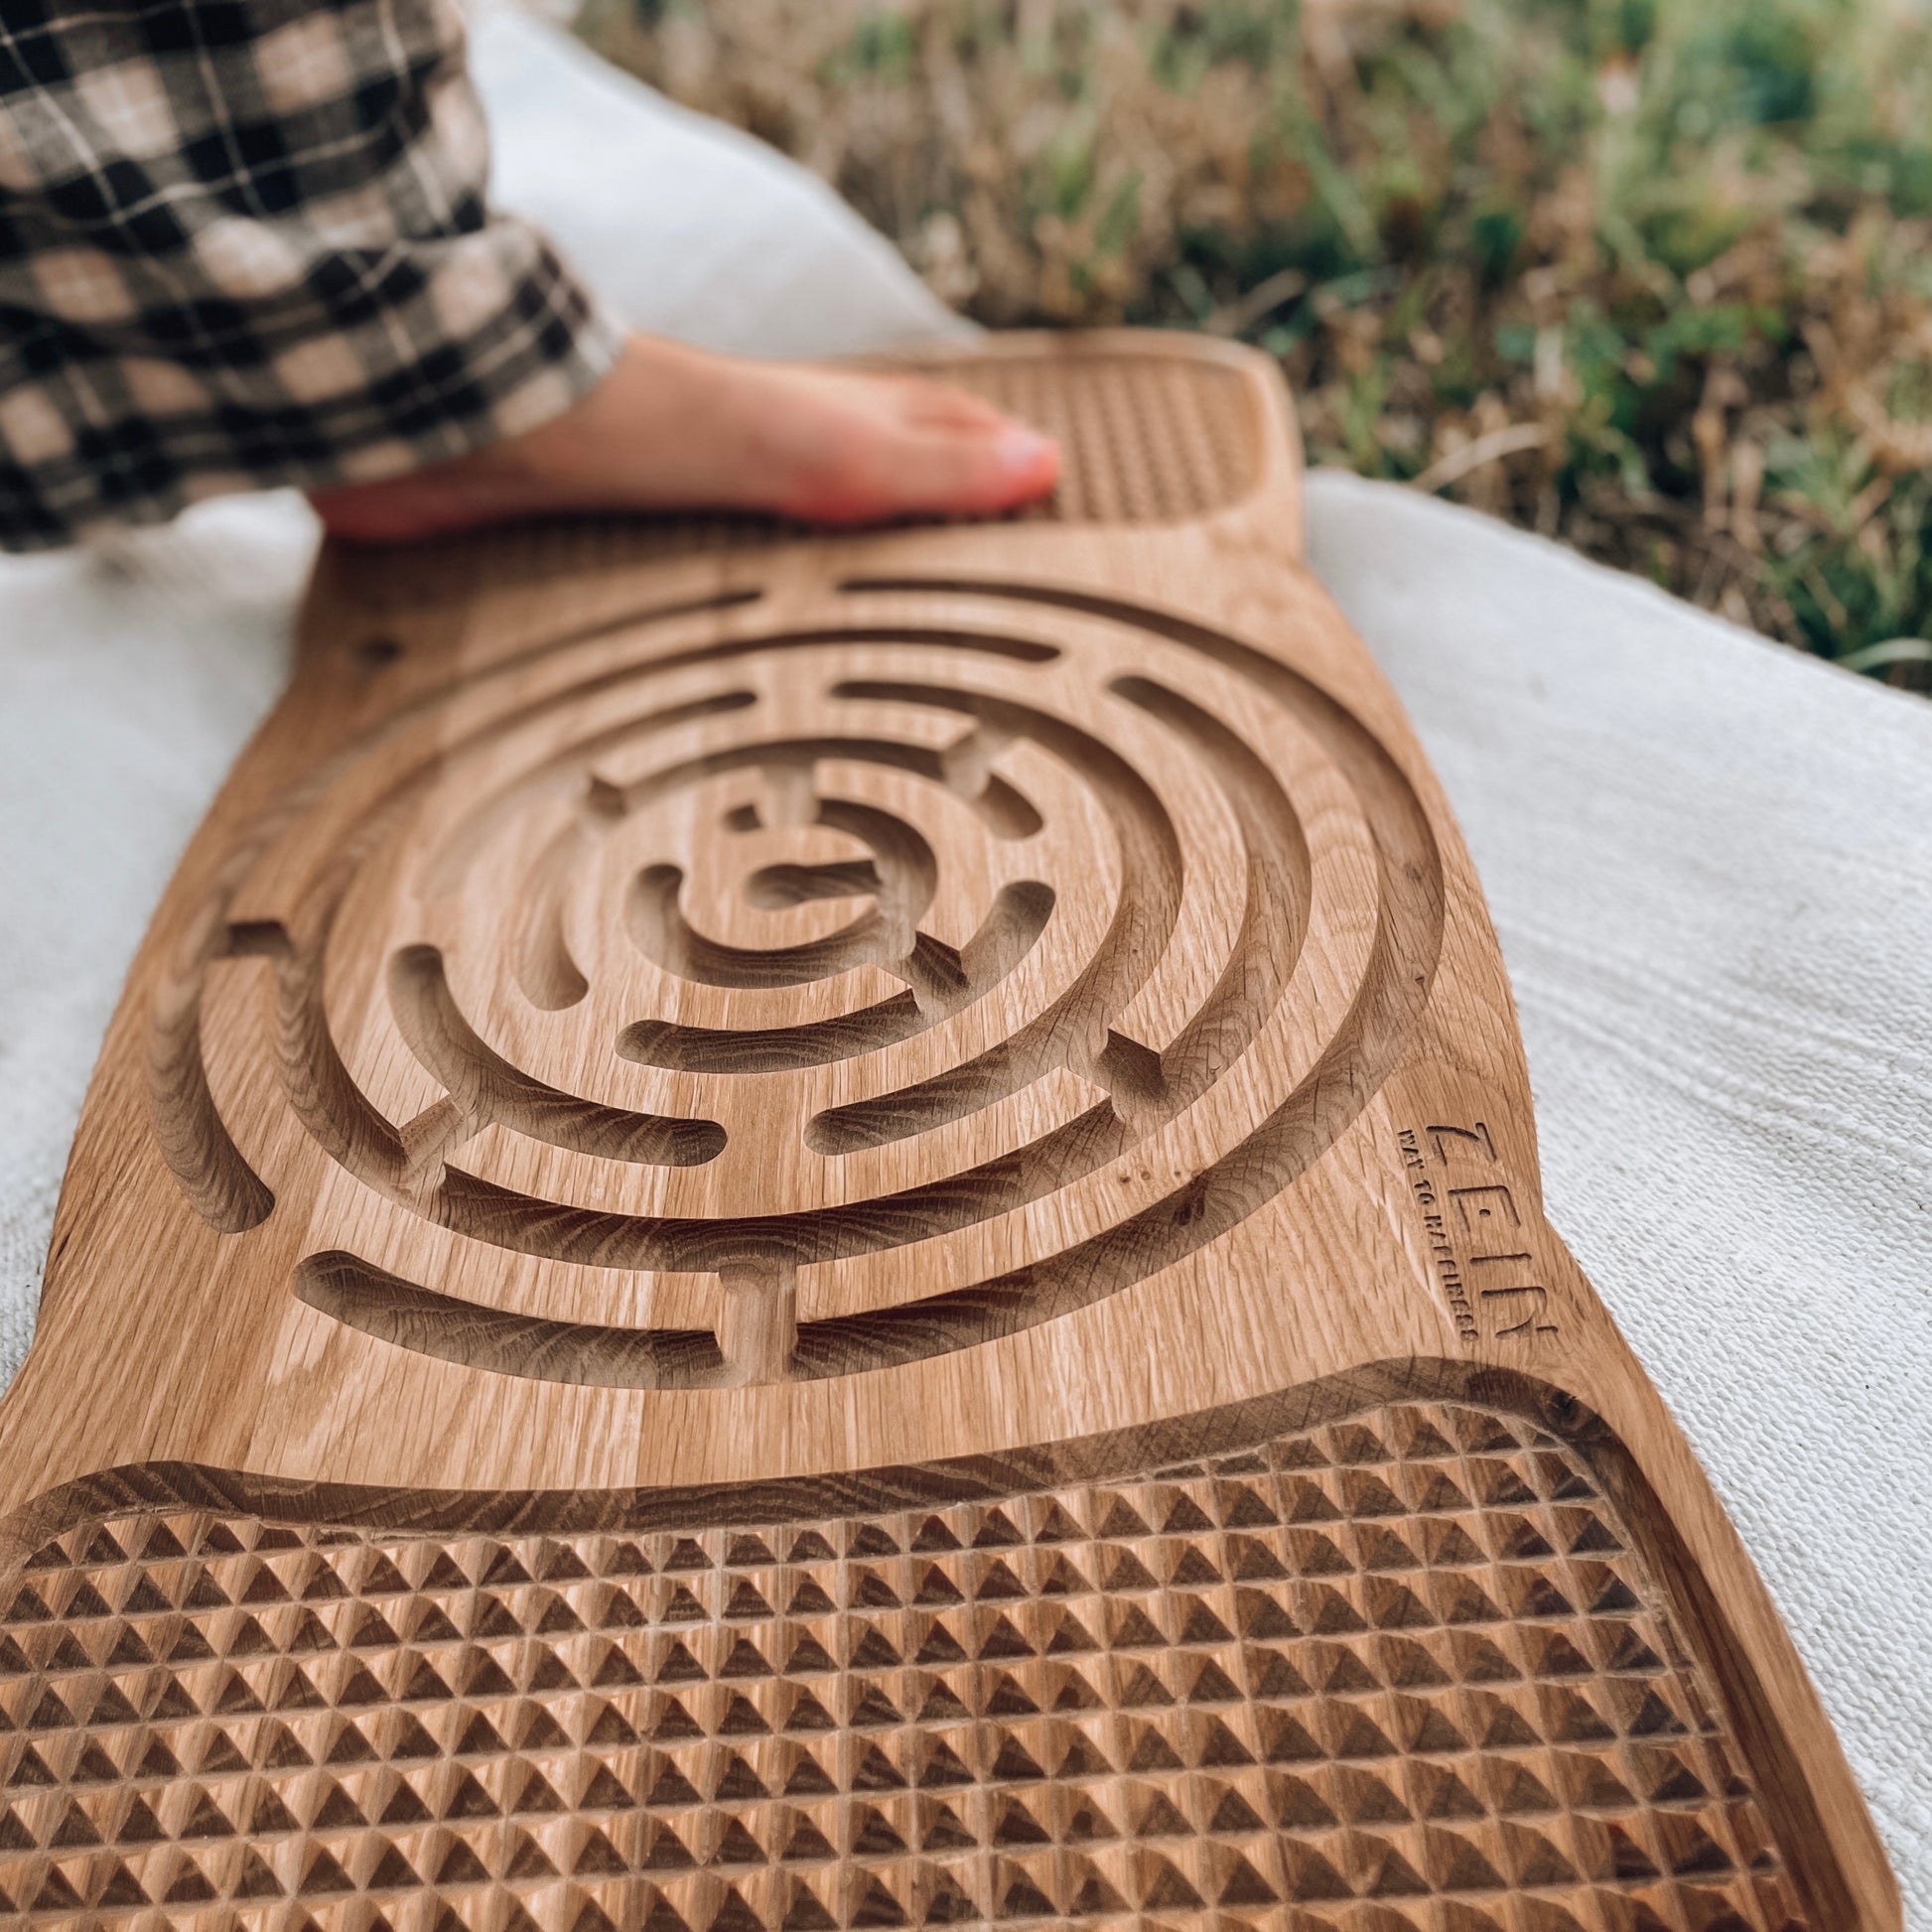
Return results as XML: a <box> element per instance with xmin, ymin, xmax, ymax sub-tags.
<box><xmin>932</xmin><ymin>349</ymin><xmax>1262</xmax><ymax>522</ymax></box>
<box><xmin>0</xmin><ymin>331</ymin><xmax>1894</xmax><ymax>1930</ymax></box>
<box><xmin>0</xmin><ymin>1396</ymin><xmax>1799</xmax><ymax>1932</ymax></box>
<box><xmin>360</xmin><ymin>343</ymin><xmax>1263</xmax><ymax>583</ymax></box>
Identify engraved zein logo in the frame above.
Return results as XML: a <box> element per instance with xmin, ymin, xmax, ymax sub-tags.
<box><xmin>1397</xmin><ymin>1121</ymin><xmax>1559</xmax><ymax>1346</ymax></box>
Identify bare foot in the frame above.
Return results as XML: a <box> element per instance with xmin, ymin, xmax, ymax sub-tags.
<box><xmin>308</xmin><ymin>334</ymin><xmax>1059</xmax><ymax>542</ymax></box>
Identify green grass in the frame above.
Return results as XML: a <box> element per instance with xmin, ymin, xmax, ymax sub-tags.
<box><xmin>581</xmin><ymin>0</ymin><xmax>1932</xmax><ymax>683</ymax></box>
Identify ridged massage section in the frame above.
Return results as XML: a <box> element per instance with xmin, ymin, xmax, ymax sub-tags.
<box><xmin>405</xmin><ymin>343</ymin><xmax>1270</xmax><ymax>577</ymax></box>
<box><xmin>932</xmin><ymin>349</ymin><xmax>1265</xmax><ymax>522</ymax></box>
<box><xmin>0</xmin><ymin>1397</ymin><xmax>1804</xmax><ymax>1931</ymax></box>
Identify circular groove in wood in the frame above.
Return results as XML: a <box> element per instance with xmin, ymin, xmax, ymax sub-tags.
<box><xmin>0</xmin><ymin>1388</ymin><xmax>1807</xmax><ymax>1930</ymax></box>
<box><xmin>154</xmin><ymin>585</ymin><xmax>1444</xmax><ymax>1388</ymax></box>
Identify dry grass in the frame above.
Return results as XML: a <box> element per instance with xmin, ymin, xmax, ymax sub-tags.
<box><xmin>580</xmin><ymin>0</ymin><xmax>1932</xmax><ymax>682</ymax></box>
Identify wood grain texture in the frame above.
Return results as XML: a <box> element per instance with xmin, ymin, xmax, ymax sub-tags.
<box><xmin>0</xmin><ymin>331</ymin><xmax>1895</xmax><ymax>1930</ymax></box>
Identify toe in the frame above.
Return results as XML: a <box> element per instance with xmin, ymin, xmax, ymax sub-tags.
<box><xmin>901</xmin><ymin>417</ymin><xmax>1062</xmax><ymax>516</ymax></box>
<box><xmin>785</xmin><ymin>378</ymin><xmax>1060</xmax><ymax>523</ymax></box>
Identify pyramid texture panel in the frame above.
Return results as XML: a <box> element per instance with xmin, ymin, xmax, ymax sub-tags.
<box><xmin>0</xmin><ymin>334</ymin><xmax>1895</xmax><ymax>1930</ymax></box>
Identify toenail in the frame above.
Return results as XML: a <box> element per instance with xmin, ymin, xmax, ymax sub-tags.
<box><xmin>994</xmin><ymin>424</ymin><xmax>1056</xmax><ymax>475</ymax></box>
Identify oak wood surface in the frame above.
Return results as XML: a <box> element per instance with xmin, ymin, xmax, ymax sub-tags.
<box><xmin>0</xmin><ymin>332</ymin><xmax>1895</xmax><ymax>1930</ymax></box>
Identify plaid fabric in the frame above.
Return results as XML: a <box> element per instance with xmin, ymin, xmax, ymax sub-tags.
<box><xmin>0</xmin><ymin>0</ymin><xmax>623</xmax><ymax>549</ymax></box>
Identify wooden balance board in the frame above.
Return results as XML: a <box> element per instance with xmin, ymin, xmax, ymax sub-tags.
<box><xmin>0</xmin><ymin>332</ymin><xmax>1895</xmax><ymax>1932</ymax></box>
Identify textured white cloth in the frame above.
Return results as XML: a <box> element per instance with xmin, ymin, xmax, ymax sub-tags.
<box><xmin>1302</xmin><ymin>481</ymin><xmax>1932</xmax><ymax>1907</ymax></box>
<box><xmin>0</xmin><ymin>9</ymin><xmax>1924</xmax><ymax>1908</ymax></box>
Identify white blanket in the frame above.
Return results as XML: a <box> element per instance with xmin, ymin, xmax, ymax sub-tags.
<box><xmin>0</xmin><ymin>9</ymin><xmax>1924</xmax><ymax>1905</ymax></box>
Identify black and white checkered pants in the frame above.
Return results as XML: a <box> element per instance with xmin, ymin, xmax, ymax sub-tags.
<box><xmin>0</xmin><ymin>0</ymin><xmax>622</xmax><ymax>549</ymax></box>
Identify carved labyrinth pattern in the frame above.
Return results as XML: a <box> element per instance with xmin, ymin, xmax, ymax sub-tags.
<box><xmin>0</xmin><ymin>1401</ymin><xmax>1803</xmax><ymax>1930</ymax></box>
<box><xmin>155</xmin><ymin>582</ymin><xmax>1442</xmax><ymax>1386</ymax></box>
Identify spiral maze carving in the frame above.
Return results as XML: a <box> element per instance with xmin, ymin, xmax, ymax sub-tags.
<box><xmin>150</xmin><ymin>581</ymin><xmax>1444</xmax><ymax>1390</ymax></box>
